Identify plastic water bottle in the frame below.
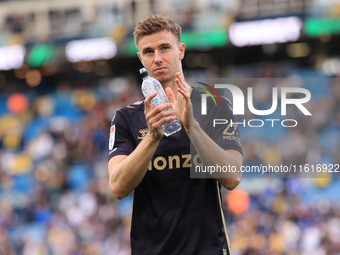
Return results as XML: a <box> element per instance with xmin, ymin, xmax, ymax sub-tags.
<box><xmin>140</xmin><ymin>68</ymin><xmax>182</xmax><ymax>136</ymax></box>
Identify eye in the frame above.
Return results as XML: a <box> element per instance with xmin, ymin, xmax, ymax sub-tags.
<box><xmin>144</xmin><ymin>50</ymin><xmax>153</xmax><ymax>55</ymax></box>
<box><xmin>162</xmin><ymin>46</ymin><xmax>169</xmax><ymax>51</ymax></box>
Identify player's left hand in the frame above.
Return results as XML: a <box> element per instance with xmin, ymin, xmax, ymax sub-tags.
<box><xmin>166</xmin><ymin>72</ymin><xmax>193</xmax><ymax>135</ymax></box>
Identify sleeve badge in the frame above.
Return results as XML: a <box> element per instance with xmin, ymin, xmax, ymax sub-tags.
<box><xmin>109</xmin><ymin>124</ymin><xmax>116</xmax><ymax>150</ymax></box>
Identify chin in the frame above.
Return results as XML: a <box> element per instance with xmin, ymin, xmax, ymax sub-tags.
<box><xmin>153</xmin><ymin>73</ymin><xmax>171</xmax><ymax>83</ymax></box>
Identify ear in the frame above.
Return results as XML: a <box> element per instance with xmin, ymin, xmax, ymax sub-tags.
<box><xmin>179</xmin><ymin>43</ymin><xmax>186</xmax><ymax>60</ymax></box>
<box><xmin>137</xmin><ymin>52</ymin><xmax>143</xmax><ymax>64</ymax></box>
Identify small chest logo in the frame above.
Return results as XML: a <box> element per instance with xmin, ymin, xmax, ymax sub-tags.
<box><xmin>138</xmin><ymin>128</ymin><xmax>148</xmax><ymax>140</ymax></box>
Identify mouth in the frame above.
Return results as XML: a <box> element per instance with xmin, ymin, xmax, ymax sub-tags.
<box><xmin>154</xmin><ymin>67</ymin><xmax>167</xmax><ymax>73</ymax></box>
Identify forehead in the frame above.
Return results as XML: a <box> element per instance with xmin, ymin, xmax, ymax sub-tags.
<box><xmin>137</xmin><ymin>30</ymin><xmax>178</xmax><ymax>51</ymax></box>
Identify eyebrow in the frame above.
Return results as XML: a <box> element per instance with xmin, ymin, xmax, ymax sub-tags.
<box><xmin>142</xmin><ymin>43</ymin><xmax>171</xmax><ymax>53</ymax></box>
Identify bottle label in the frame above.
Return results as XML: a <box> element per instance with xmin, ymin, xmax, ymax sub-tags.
<box><xmin>153</xmin><ymin>98</ymin><xmax>159</xmax><ymax>104</ymax></box>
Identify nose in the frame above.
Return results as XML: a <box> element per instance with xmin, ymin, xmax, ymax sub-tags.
<box><xmin>154</xmin><ymin>50</ymin><xmax>162</xmax><ymax>65</ymax></box>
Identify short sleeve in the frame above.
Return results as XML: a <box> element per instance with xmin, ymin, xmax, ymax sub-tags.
<box><xmin>108</xmin><ymin>110</ymin><xmax>136</xmax><ymax>161</ymax></box>
<box><xmin>206</xmin><ymin>96</ymin><xmax>243</xmax><ymax>154</ymax></box>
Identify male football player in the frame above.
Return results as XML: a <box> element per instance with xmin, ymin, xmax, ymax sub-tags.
<box><xmin>108</xmin><ymin>14</ymin><xmax>243</xmax><ymax>255</ymax></box>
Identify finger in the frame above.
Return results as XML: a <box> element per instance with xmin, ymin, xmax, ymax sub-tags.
<box><xmin>175</xmin><ymin>79</ymin><xmax>190</xmax><ymax>103</ymax></box>
<box><xmin>149</xmin><ymin>110</ymin><xmax>176</xmax><ymax>125</ymax></box>
<box><xmin>175</xmin><ymin>76</ymin><xmax>188</xmax><ymax>96</ymax></box>
<box><xmin>144</xmin><ymin>92</ymin><xmax>157</xmax><ymax>111</ymax></box>
<box><xmin>165</xmin><ymin>87</ymin><xmax>176</xmax><ymax>104</ymax></box>
<box><xmin>176</xmin><ymin>73</ymin><xmax>186</xmax><ymax>88</ymax></box>
<box><xmin>151</xmin><ymin>115</ymin><xmax>177</xmax><ymax>129</ymax></box>
<box><xmin>176</xmin><ymin>72</ymin><xmax>183</xmax><ymax>81</ymax></box>
<box><xmin>175</xmin><ymin>79</ymin><xmax>185</xmax><ymax>95</ymax></box>
<box><xmin>175</xmin><ymin>75</ymin><xmax>185</xmax><ymax>90</ymax></box>
<box><xmin>153</xmin><ymin>103</ymin><xmax>173</xmax><ymax>113</ymax></box>
<box><xmin>178</xmin><ymin>87</ymin><xmax>189</xmax><ymax>100</ymax></box>
<box><xmin>149</xmin><ymin>107</ymin><xmax>175</xmax><ymax>121</ymax></box>
<box><xmin>145</xmin><ymin>103</ymin><xmax>173</xmax><ymax>121</ymax></box>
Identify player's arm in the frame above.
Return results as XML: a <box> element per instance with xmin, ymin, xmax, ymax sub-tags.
<box><xmin>189</xmin><ymin>120</ymin><xmax>242</xmax><ymax>190</ymax></box>
<box><xmin>167</xmin><ymin>73</ymin><xmax>242</xmax><ymax>190</ymax></box>
<box><xmin>108</xmin><ymin>136</ymin><xmax>159</xmax><ymax>200</ymax></box>
<box><xmin>108</xmin><ymin>92</ymin><xmax>177</xmax><ymax>199</ymax></box>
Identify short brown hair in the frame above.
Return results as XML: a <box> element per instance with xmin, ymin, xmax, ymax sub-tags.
<box><xmin>133</xmin><ymin>14</ymin><xmax>182</xmax><ymax>47</ymax></box>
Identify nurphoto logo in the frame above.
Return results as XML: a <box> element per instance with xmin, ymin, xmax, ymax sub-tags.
<box><xmin>196</xmin><ymin>82</ymin><xmax>223</xmax><ymax>110</ymax></box>
<box><xmin>198</xmin><ymin>84</ymin><xmax>312</xmax><ymax>128</ymax></box>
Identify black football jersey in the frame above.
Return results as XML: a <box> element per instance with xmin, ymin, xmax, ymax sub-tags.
<box><xmin>108</xmin><ymin>87</ymin><xmax>242</xmax><ymax>255</ymax></box>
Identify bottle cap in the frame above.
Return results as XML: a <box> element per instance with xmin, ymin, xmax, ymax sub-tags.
<box><xmin>139</xmin><ymin>68</ymin><xmax>149</xmax><ymax>79</ymax></box>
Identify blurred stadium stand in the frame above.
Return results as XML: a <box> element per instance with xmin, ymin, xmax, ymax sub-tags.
<box><xmin>0</xmin><ymin>0</ymin><xmax>340</xmax><ymax>254</ymax></box>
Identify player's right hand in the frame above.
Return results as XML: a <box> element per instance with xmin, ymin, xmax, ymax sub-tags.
<box><xmin>144</xmin><ymin>92</ymin><xmax>177</xmax><ymax>141</ymax></box>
